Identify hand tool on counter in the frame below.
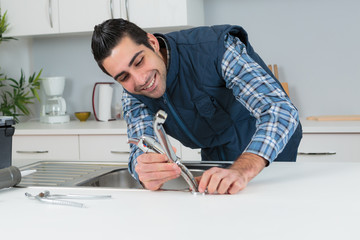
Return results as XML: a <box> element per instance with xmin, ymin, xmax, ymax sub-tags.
<box><xmin>25</xmin><ymin>190</ymin><xmax>111</xmax><ymax>208</ymax></box>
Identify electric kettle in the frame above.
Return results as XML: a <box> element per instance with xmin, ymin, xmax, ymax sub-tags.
<box><xmin>92</xmin><ymin>82</ymin><xmax>114</xmax><ymax>121</ymax></box>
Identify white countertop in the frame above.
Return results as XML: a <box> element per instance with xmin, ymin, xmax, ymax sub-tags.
<box><xmin>12</xmin><ymin>118</ymin><xmax>360</xmax><ymax>136</ymax></box>
<box><xmin>13</xmin><ymin>119</ymin><xmax>128</xmax><ymax>135</ymax></box>
<box><xmin>300</xmin><ymin>118</ymin><xmax>360</xmax><ymax>133</ymax></box>
<box><xmin>1</xmin><ymin>162</ymin><xmax>359</xmax><ymax>240</ymax></box>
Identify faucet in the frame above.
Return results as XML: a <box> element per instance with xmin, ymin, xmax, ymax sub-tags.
<box><xmin>128</xmin><ymin>110</ymin><xmax>199</xmax><ymax>194</ymax></box>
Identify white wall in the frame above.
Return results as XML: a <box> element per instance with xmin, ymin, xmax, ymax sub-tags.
<box><xmin>204</xmin><ymin>0</ymin><xmax>360</xmax><ymax>117</ymax></box>
<box><xmin>0</xmin><ymin>37</ymin><xmax>35</xmax><ymax>121</ymax></box>
<box><xmin>1</xmin><ymin>0</ymin><xmax>359</xmax><ymax>120</ymax></box>
<box><xmin>0</xmin><ymin>38</ymin><xmax>32</xmax><ymax>77</ymax></box>
<box><xmin>31</xmin><ymin>34</ymin><xmax>121</xmax><ymax>120</ymax></box>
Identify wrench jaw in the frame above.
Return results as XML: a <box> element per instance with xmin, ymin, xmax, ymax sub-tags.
<box><xmin>154</xmin><ymin>110</ymin><xmax>167</xmax><ymax>125</ymax></box>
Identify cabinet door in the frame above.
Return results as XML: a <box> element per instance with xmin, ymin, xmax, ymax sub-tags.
<box><xmin>12</xmin><ymin>135</ymin><xmax>79</xmax><ymax>166</ymax></box>
<box><xmin>79</xmin><ymin>134</ymin><xmax>182</xmax><ymax>162</ymax></box>
<box><xmin>126</xmin><ymin>0</ymin><xmax>204</xmax><ymax>30</ymax></box>
<box><xmin>0</xmin><ymin>0</ymin><xmax>59</xmax><ymax>37</ymax></box>
<box><xmin>297</xmin><ymin>133</ymin><xmax>360</xmax><ymax>162</ymax></box>
<box><xmin>58</xmin><ymin>0</ymin><xmax>122</xmax><ymax>33</ymax></box>
<box><xmin>181</xmin><ymin>146</ymin><xmax>201</xmax><ymax>162</ymax></box>
<box><xmin>79</xmin><ymin>135</ymin><xmax>130</xmax><ymax>162</ymax></box>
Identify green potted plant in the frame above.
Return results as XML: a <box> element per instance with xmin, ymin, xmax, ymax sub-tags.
<box><xmin>0</xmin><ymin>9</ymin><xmax>42</xmax><ymax>122</ymax></box>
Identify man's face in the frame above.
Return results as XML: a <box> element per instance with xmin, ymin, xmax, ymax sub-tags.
<box><xmin>102</xmin><ymin>34</ymin><xmax>167</xmax><ymax>99</ymax></box>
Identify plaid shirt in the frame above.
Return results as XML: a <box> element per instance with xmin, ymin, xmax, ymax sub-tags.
<box><xmin>122</xmin><ymin>34</ymin><xmax>299</xmax><ymax>180</ymax></box>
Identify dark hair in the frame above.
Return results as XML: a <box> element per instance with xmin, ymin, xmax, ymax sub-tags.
<box><xmin>91</xmin><ymin>18</ymin><xmax>153</xmax><ymax>76</ymax></box>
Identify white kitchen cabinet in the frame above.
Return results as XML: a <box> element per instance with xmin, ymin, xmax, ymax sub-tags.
<box><xmin>297</xmin><ymin>133</ymin><xmax>360</xmax><ymax>162</ymax></box>
<box><xmin>181</xmin><ymin>146</ymin><xmax>201</xmax><ymax>162</ymax></box>
<box><xmin>297</xmin><ymin>119</ymin><xmax>360</xmax><ymax>163</ymax></box>
<box><xmin>126</xmin><ymin>0</ymin><xmax>204</xmax><ymax>31</ymax></box>
<box><xmin>79</xmin><ymin>135</ymin><xmax>129</xmax><ymax>162</ymax></box>
<box><xmin>11</xmin><ymin>120</ymin><xmax>129</xmax><ymax>167</ymax></box>
<box><xmin>79</xmin><ymin>134</ymin><xmax>182</xmax><ymax>162</ymax></box>
<box><xmin>11</xmin><ymin>120</ymin><xmax>188</xmax><ymax>167</ymax></box>
<box><xmin>0</xmin><ymin>0</ymin><xmax>123</xmax><ymax>37</ymax></box>
<box><xmin>12</xmin><ymin>120</ymin><xmax>360</xmax><ymax>168</ymax></box>
<box><xmin>1</xmin><ymin>0</ymin><xmax>204</xmax><ymax>37</ymax></box>
<box><xmin>181</xmin><ymin>120</ymin><xmax>360</xmax><ymax>163</ymax></box>
<box><xmin>0</xmin><ymin>0</ymin><xmax>60</xmax><ymax>37</ymax></box>
<box><xmin>58</xmin><ymin>0</ymin><xmax>123</xmax><ymax>33</ymax></box>
<box><xmin>12</xmin><ymin>135</ymin><xmax>79</xmax><ymax>166</ymax></box>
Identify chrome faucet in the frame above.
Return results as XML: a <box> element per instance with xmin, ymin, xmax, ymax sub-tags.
<box><xmin>128</xmin><ymin>110</ymin><xmax>199</xmax><ymax>194</ymax></box>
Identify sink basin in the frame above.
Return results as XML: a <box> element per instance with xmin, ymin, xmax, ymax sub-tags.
<box><xmin>78</xmin><ymin>162</ymin><xmax>232</xmax><ymax>190</ymax></box>
<box><xmin>78</xmin><ymin>168</ymin><xmax>205</xmax><ymax>191</ymax></box>
<box><xmin>18</xmin><ymin>161</ymin><xmax>233</xmax><ymax>191</ymax></box>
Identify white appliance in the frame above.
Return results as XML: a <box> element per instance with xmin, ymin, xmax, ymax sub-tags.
<box><xmin>40</xmin><ymin>77</ymin><xmax>70</xmax><ymax>124</ymax></box>
<box><xmin>92</xmin><ymin>82</ymin><xmax>114</xmax><ymax>121</ymax></box>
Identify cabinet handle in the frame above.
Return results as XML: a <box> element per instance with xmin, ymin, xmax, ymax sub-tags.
<box><xmin>298</xmin><ymin>152</ymin><xmax>336</xmax><ymax>155</ymax></box>
<box><xmin>48</xmin><ymin>0</ymin><xmax>53</xmax><ymax>28</ymax></box>
<box><xmin>110</xmin><ymin>0</ymin><xmax>114</xmax><ymax>19</ymax></box>
<box><xmin>110</xmin><ymin>150</ymin><xmax>130</xmax><ymax>154</ymax></box>
<box><xmin>125</xmin><ymin>0</ymin><xmax>129</xmax><ymax>20</ymax></box>
<box><xmin>16</xmin><ymin>150</ymin><xmax>49</xmax><ymax>154</ymax></box>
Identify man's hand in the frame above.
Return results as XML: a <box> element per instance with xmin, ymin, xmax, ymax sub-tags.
<box><xmin>197</xmin><ymin>152</ymin><xmax>267</xmax><ymax>194</ymax></box>
<box><xmin>135</xmin><ymin>151</ymin><xmax>181</xmax><ymax>191</ymax></box>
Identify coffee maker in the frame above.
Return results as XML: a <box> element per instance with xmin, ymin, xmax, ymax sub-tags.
<box><xmin>40</xmin><ymin>77</ymin><xmax>70</xmax><ymax>124</ymax></box>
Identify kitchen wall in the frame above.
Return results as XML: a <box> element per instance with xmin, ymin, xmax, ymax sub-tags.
<box><xmin>1</xmin><ymin>0</ymin><xmax>359</xmax><ymax>120</ymax></box>
<box><xmin>31</xmin><ymin>33</ymin><xmax>122</xmax><ymax>120</ymax></box>
<box><xmin>205</xmin><ymin>0</ymin><xmax>360</xmax><ymax>118</ymax></box>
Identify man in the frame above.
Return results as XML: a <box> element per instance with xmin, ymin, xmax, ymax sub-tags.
<box><xmin>91</xmin><ymin>19</ymin><xmax>302</xmax><ymax>194</ymax></box>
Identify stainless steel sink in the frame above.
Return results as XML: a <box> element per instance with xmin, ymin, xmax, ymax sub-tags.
<box><xmin>78</xmin><ymin>161</ymin><xmax>232</xmax><ymax>191</ymax></box>
<box><xmin>78</xmin><ymin>168</ymin><xmax>205</xmax><ymax>191</ymax></box>
<box><xmin>18</xmin><ymin>161</ymin><xmax>127</xmax><ymax>187</ymax></box>
<box><xmin>18</xmin><ymin>161</ymin><xmax>232</xmax><ymax>191</ymax></box>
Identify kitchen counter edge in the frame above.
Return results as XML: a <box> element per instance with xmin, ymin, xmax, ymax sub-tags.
<box><xmin>12</xmin><ymin>118</ymin><xmax>360</xmax><ymax>135</ymax></box>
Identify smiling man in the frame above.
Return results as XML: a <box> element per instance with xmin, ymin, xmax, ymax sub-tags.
<box><xmin>91</xmin><ymin>19</ymin><xmax>302</xmax><ymax>194</ymax></box>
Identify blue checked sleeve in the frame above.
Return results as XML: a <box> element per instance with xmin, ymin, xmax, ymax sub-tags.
<box><xmin>121</xmin><ymin>90</ymin><xmax>156</xmax><ymax>181</ymax></box>
<box><xmin>221</xmin><ymin>34</ymin><xmax>299</xmax><ymax>163</ymax></box>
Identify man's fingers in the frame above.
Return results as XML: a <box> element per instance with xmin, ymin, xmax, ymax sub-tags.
<box><xmin>139</xmin><ymin>168</ymin><xmax>180</xmax><ymax>182</ymax></box>
<box><xmin>198</xmin><ymin>167</ymin><xmax>220</xmax><ymax>193</ymax></box>
<box><xmin>141</xmin><ymin>172</ymin><xmax>181</xmax><ymax>191</ymax></box>
<box><xmin>227</xmin><ymin>180</ymin><xmax>246</xmax><ymax>194</ymax></box>
<box><xmin>206</xmin><ymin>169</ymin><xmax>229</xmax><ymax>194</ymax></box>
<box><xmin>136</xmin><ymin>162</ymin><xmax>179</xmax><ymax>173</ymax></box>
<box><xmin>137</xmin><ymin>152</ymin><xmax>168</xmax><ymax>163</ymax></box>
<box><xmin>135</xmin><ymin>152</ymin><xmax>182</xmax><ymax>191</ymax></box>
<box><xmin>198</xmin><ymin>167</ymin><xmax>248</xmax><ymax>195</ymax></box>
<box><xmin>195</xmin><ymin>176</ymin><xmax>201</xmax><ymax>184</ymax></box>
<box><xmin>217</xmin><ymin>176</ymin><xmax>234</xmax><ymax>194</ymax></box>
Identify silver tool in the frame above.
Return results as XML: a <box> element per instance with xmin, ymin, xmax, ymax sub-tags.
<box><xmin>25</xmin><ymin>190</ymin><xmax>111</xmax><ymax>208</ymax></box>
<box><xmin>153</xmin><ymin>110</ymin><xmax>199</xmax><ymax>194</ymax></box>
<box><xmin>128</xmin><ymin>110</ymin><xmax>200</xmax><ymax>194</ymax></box>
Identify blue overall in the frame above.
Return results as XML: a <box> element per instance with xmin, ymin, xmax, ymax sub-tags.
<box><xmin>130</xmin><ymin>25</ymin><xmax>302</xmax><ymax>162</ymax></box>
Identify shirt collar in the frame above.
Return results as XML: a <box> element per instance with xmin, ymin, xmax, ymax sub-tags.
<box><xmin>156</xmin><ymin>36</ymin><xmax>170</xmax><ymax>70</ymax></box>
